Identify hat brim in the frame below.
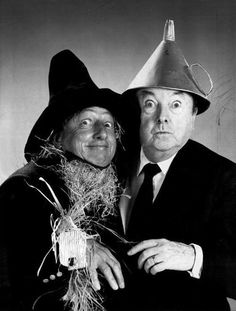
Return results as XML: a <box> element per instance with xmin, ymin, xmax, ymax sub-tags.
<box><xmin>24</xmin><ymin>87</ymin><xmax>122</xmax><ymax>161</ymax></box>
<box><xmin>123</xmin><ymin>87</ymin><xmax>210</xmax><ymax>115</ymax></box>
<box><xmin>119</xmin><ymin>87</ymin><xmax>210</xmax><ymax>155</ymax></box>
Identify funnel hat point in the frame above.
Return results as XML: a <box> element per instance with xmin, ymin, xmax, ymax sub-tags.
<box><xmin>125</xmin><ymin>20</ymin><xmax>213</xmax><ymax>115</ymax></box>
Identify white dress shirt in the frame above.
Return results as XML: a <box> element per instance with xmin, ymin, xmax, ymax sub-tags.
<box><xmin>119</xmin><ymin>148</ymin><xmax>203</xmax><ymax>279</ymax></box>
<box><xmin>138</xmin><ymin>149</ymin><xmax>176</xmax><ymax>201</ymax></box>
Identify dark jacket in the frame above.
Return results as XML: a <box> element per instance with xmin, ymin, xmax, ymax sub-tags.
<box><xmin>0</xmin><ymin>159</ymin><xmax>71</xmax><ymax>311</ymax></box>
<box><xmin>107</xmin><ymin>140</ymin><xmax>236</xmax><ymax>311</ymax></box>
<box><xmin>0</xmin><ymin>157</ymin><xmax>123</xmax><ymax>311</ymax></box>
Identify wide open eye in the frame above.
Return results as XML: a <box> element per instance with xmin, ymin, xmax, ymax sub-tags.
<box><xmin>104</xmin><ymin>121</ymin><xmax>115</xmax><ymax>129</ymax></box>
<box><xmin>170</xmin><ymin>100</ymin><xmax>182</xmax><ymax>110</ymax></box>
<box><xmin>79</xmin><ymin>118</ymin><xmax>92</xmax><ymax>128</ymax></box>
<box><xmin>144</xmin><ymin>100</ymin><xmax>155</xmax><ymax>108</ymax></box>
<box><xmin>143</xmin><ymin>100</ymin><xmax>156</xmax><ymax>113</ymax></box>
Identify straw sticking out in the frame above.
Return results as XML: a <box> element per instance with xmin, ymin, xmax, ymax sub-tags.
<box><xmin>32</xmin><ymin>143</ymin><xmax>123</xmax><ymax>311</ymax></box>
<box><xmin>163</xmin><ymin>19</ymin><xmax>175</xmax><ymax>41</ymax></box>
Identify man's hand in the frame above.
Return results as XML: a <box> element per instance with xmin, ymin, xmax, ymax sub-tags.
<box><xmin>127</xmin><ymin>238</ymin><xmax>195</xmax><ymax>275</ymax></box>
<box><xmin>87</xmin><ymin>240</ymin><xmax>125</xmax><ymax>291</ymax></box>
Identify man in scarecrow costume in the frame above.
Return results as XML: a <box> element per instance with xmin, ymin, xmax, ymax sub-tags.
<box><xmin>0</xmin><ymin>50</ymin><xmax>125</xmax><ymax>311</ymax></box>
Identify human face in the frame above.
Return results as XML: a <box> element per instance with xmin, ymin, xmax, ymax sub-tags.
<box><xmin>138</xmin><ymin>88</ymin><xmax>197</xmax><ymax>162</ymax></box>
<box><xmin>59</xmin><ymin>107</ymin><xmax>117</xmax><ymax>167</ymax></box>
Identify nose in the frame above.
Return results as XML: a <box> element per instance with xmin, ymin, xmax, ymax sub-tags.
<box><xmin>93</xmin><ymin>122</ymin><xmax>107</xmax><ymax>140</ymax></box>
<box><xmin>155</xmin><ymin>104</ymin><xmax>169</xmax><ymax>124</ymax></box>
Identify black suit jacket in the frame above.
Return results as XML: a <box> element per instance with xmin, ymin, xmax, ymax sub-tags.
<box><xmin>107</xmin><ymin>140</ymin><xmax>236</xmax><ymax>311</ymax></box>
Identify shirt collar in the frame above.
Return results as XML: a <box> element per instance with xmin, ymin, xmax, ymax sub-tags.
<box><xmin>138</xmin><ymin>148</ymin><xmax>176</xmax><ymax>176</ymax></box>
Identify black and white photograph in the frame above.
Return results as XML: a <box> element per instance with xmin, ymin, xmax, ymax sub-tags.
<box><xmin>0</xmin><ymin>1</ymin><xmax>236</xmax><ymax>310</ymax></box>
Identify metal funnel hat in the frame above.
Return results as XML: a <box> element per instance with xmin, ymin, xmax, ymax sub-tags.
<box><xmin>125</xmin><ymin>20</ymin><xmax>213</xmax><ymax>114</ymax></box>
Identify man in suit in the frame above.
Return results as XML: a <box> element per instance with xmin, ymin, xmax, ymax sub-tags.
<box><xmin>110</xmin><ymin>20</ymin><xmax>236</xmax><ymax>311</ymax></box>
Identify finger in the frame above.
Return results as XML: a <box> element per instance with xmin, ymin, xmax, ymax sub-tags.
<box><xmin>143</xmin><ymin>256</ymin><xmax>156</xmax><ymax>273</ymax></box>
<box><xmin>89</xmin><ymin>266</ymin><xmax>101</xmax><ymax>291</ymax></box>
<box><xmin>150</xmin><ymin>261</ymin><xmax>166</xmax><ymax>275</ymax></box>
<box><xmin>137</xmin><ymin>247</ymin><xmax>158</xmax><ymax>269</ymax></box>
<box><xmin>109</xmin><ymin>259</ymin><xmax>125</xmax><ymax>288</ymax></box>
<box><xmin>99</xmin><ymin>247</ymin><xmax>125</xmax><ymax>289</ymax></box>
<box><xmin>127</xmin><ymin>239</ymin><xmax>158</xmax><ymax>256</ymax></box>
<box><xmin>100</xmin><ymin>262</ymin><xmax>119</xmax><ymax>290</ymax></box>
<box><xmin>92</xmin><ymin>242</ymin><xmax>124</xmax><ymax>289</ymax></box>
<box><xmin>143</xmin><ymin>254</ymin><xmax>164</xmax><ymax>273</ymax></box>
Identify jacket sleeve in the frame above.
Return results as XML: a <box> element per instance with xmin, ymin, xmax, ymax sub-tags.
<box><xmin>1</xmin><ymin>175</ymin><xmax>70</xmax><ymax>311</ymax></box>
<box><xmin>200</xmin><ymin>163</ymin><xmax>236</xmax><ymax>299</ymax></box>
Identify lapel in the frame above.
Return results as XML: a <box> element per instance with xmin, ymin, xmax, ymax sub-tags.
<box><xmin>119</xmin><ymin>150</ymin><xmax>141</xmax><ymax>232</ymax></box>
<box><xmin>153</xmin><ymin>141</ymin><xmax>197</xmax><ymax>204</ymax></box>
<box><xmin>154</xmin><ymin>141</ymin><xmax>198</xmax><ymax>205</ymax></box>
<box><xmin>120</xmin><ymin>140</ymin><xmax>206</xmax><ymax>236</ymax></box>
<box><xmin>150</xmin><ymin>140</ymin><xmax>206</xmax><ymax>240</ymax></box>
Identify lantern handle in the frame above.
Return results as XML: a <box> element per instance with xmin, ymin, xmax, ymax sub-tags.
<box><xmin>190</xmin><ymin>63</ymin><xmax>213</xmax><ymax>96</ymax></box>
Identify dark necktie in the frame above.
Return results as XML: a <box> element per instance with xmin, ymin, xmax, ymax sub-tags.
<box><xmin>127</xmin><ymin>163</ymin><xmax>161</xmax><ymax>241</ymax></box>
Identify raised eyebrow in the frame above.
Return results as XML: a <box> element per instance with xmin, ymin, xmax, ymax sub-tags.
<box><xmin>138</xmin><ymin>90</ymin><xmax>155</xmax><ymax>98</ymax></box>
<box><xmin>77</xmin><ymin>110</ymin><xmax>113</xmax><ymax>119</ymax></box>
<box><xmin>171</xmin><ymin>91</ymin><xmax>185</xmax><ymax>97</ymax></box>
<box><xmin>139</xmin><ymin>90</ymin><xmax>185</xmax><ymax>97</ymax></box>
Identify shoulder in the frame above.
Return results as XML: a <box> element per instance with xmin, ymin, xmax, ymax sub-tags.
<box><xmin>0</xmin><ymin>161</ymin><xmax>58</xmax><ymax>201</ymax></box>
<box><xmin>0</xmin><ymin>162</ymin><xmax>36</xmax><ymax>189</ymax></box>
<box><xmin>170</xmin><ymin>140</ymin><xmax>236</xmax><ymax>185</ymax></box>
<box><xmin>0</xmin><ymin>162</ymin><xmax>43</xmax><ymax>190</ymax></box>
<box><xmin>179</xmin><ymin>139</ymin><xmax>236</xmax><ymax>171</ymax></box>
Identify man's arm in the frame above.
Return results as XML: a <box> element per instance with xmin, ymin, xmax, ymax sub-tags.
<box><xmin>127</xmin><ymin>163</ymin><xmax>236</xmax><ymax>298</ymax></box>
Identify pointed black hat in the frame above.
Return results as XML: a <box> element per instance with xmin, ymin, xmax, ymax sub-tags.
<box><xmin>24</xmin><ymin>50</ymin><xmax>122</xmax><ymax>161</ymax></box>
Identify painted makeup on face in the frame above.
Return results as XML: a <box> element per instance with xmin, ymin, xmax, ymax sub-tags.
<box><xmin>59</xmin><ymin>106</ymin><xmax>117</xmax><ymax>167</ymax></box>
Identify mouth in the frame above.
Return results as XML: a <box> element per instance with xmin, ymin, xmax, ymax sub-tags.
<box><xmin>87</xmin><ymin>145</ymin><xmax>108</xmax><ymax>149</ymax></box>
<box><xmin>154</xmin><ymin>131</ymin><xmax>172</xmax><ymax>135</ymax></box>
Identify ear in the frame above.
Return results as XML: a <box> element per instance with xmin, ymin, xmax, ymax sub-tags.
<box><xmin>52</xmin><ymin>131</ymin><xmax>63</xmax><ymax>147</ymax></box>
<box><xmin>193</xmin><ymin>106</ymin><xmax>198</xmax><ymax>117</ymax></box>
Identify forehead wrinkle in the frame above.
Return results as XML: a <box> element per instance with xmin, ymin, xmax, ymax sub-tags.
<box><xmin>138</xmin><ymin>89</ymin><xmax>193</xmax><ymax>104</ymax></box>
<box><xmin>171</xmin><ymin>90</ymin><xmax>187</xmax><ymax>98</ymax></box>
<box><xmin>79</xmin><ymin>107</ymin><xmax>113</xmax><ymax>119</ymax></box>
<box><xmin>138</xmin><ymin>89</ymin><xmax>187</xmax><ymax>96</ymax></box>
<box><xmin>138</xmin><ymin>90</ymin><xmax>155</xmax><ymax>98</ymax></box>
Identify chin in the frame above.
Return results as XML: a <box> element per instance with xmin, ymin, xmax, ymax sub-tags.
<box><xmin>91</xmin><ymin>158</ymin><xmax>109</xmax><ymax>168</ymax></box>
<box><xmin>153</xmin><ymin>142</ymin><xmax>174</xmax><ymax>151</ymax></box>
